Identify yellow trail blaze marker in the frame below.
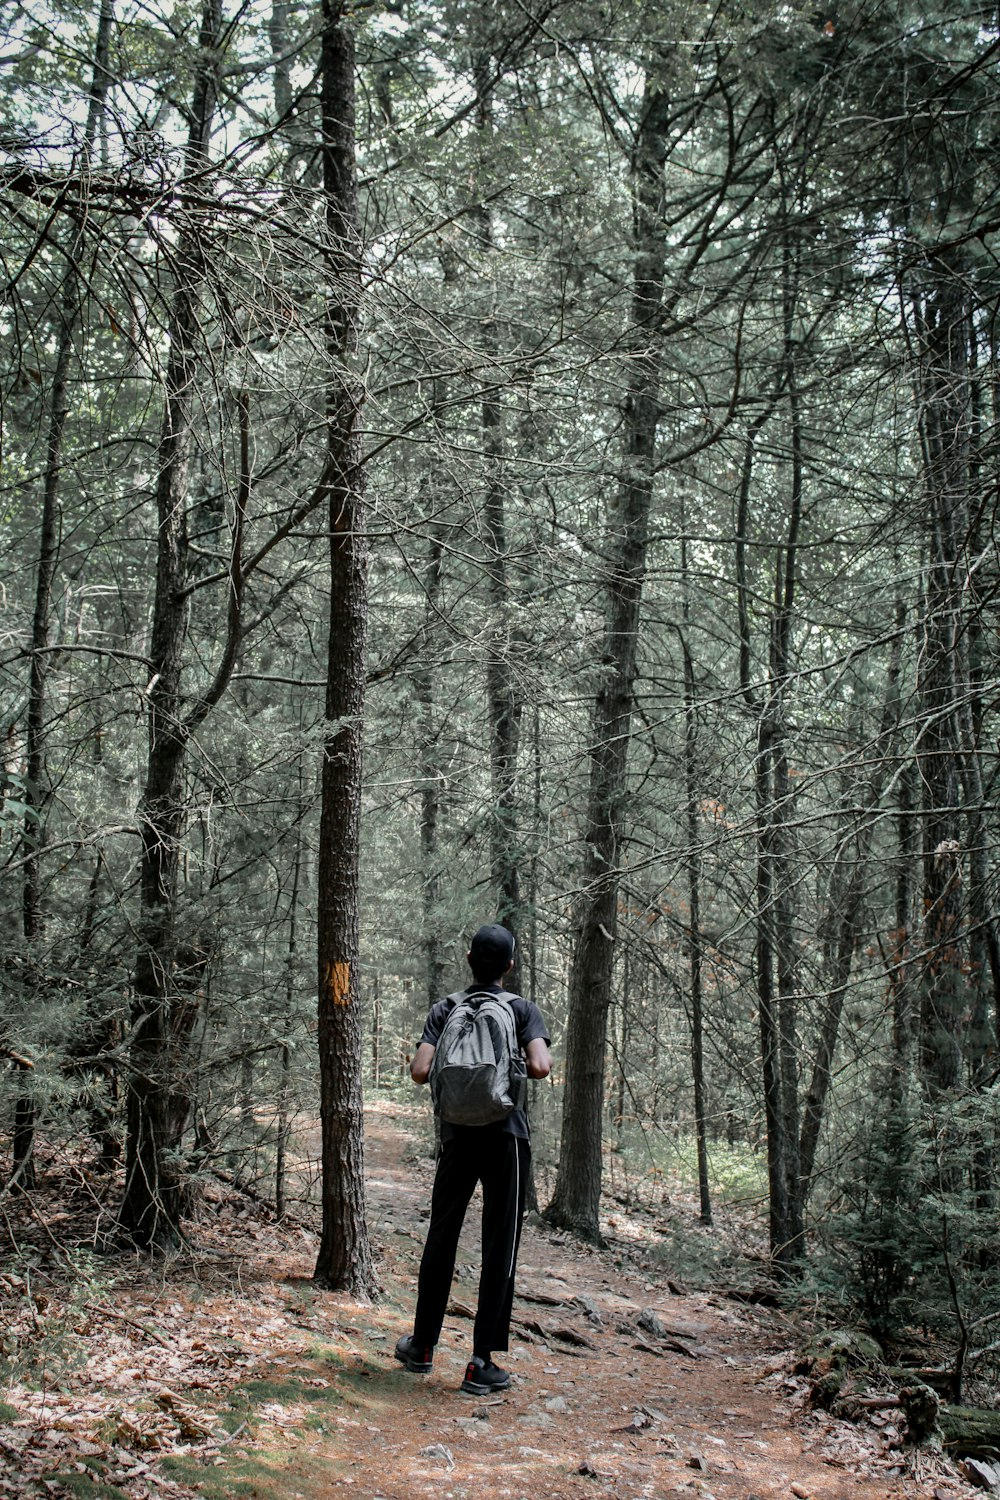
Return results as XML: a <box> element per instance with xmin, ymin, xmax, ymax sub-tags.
<box><xmin>324</xmin><ymin>961</ymin><xmax>351</xmax><ymax>1007</ymax></box>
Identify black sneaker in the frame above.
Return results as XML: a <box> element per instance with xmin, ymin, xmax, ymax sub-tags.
<box><xmin>394</xmin><ymin>1335</ymin><xmax>433</xmax><ymax>1374</ymax></box>
<box><xmin>460</xmin><ymin>1356</ymin><xmax>511</xmax><ymax>1394</ymax></box>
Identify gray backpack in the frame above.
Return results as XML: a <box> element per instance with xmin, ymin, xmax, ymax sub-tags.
<box><xmin>429</xmin><ymin>991</ymin><xmax>527</xmax><ymax>1127</ymax></box>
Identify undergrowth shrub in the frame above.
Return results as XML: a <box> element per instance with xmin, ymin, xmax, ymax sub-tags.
<box><xmin>813</xmin><ymin>1086</ymin><xmax>1000</xmax><ymax>1399</ymax></box>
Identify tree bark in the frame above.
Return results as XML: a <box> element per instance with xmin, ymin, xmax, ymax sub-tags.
<box><xmin>680</xmin><ymin>530</ymin><xmax>711</xmax><ymax>1225</ymax></box>
<box><xmin>733</xmin><ymin>200</ymin><xmax>810</xmax><ymax>1269</ymax></box>
<box><xmin>913</xmin><ymin>263</ymin><xmax>971</xmax><ymax>1102</ymax></box>
<box><xmin>889</xmin><ymin>754</ymin><xmax>918</xmax><ymax>1104</ymax></box>
<box><xmin>13</xmin><ymin>0</ymin><xmax>115</xmax><ymax>1194</ymax></box>
<box><xmin>545</xmin><ymin>68</ymin><xmax>670</xmax><ymax>1242</ymax></box>
<box><xmin>275</xmin><ymin>813</ymin><xmax>301</xmax><ymax>1221</ymax></box>
<box><xmin>414</xmin><ymin>529</ymin><xmax>445</xmax><ymax>1006</ymax></box>
<box><xmin>472</xmin><ymin>47</ymin><xmax>523</xmax><ymax>960</ymax></box>
<box><xmin>735</xmin><ymin>405</ymin><xmax>792</xmax><ymax>1265</ymax></box>
<box><xmin>313</xmin><ymin>0</ymin><xmax>376</xmax><ymax>1297</ymax></box>
<box><xmin>798</xmin><ymin>616</ymin><xmax>905</xmax><ymax>1193</ymax></box>
<box><xmin>119</xmin><ymin>0</ymin><xmax>225</xmax><ymax>1247</ymax></box>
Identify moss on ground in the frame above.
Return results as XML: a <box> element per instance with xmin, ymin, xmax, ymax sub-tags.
<box><xmin>0</xmin><ymin>1401</ymin><xmax>19</xmax><ymax>1422</ymax></box>
<box><xmin>221</xmin><ymin>1357</ymin><xmax>349</xmax><ymax>1434</ymax></box>
<box><xmin>233</xmin><ymin>1375</ymin><xmax>337</xmax><ymax>1406</ymax></box>
<box><xmin>160</xmin><ymin>1447</ymin><xmax>344</xmax><ymax>1499</ymax></box>
<box><xmin>43</xmin><ymin>1474</ymin><xmax>129</xmax><ymax>1500</ymax></box>
<box><xmin>155</xmin><ymin>1338</ymin><xmax>416</xmax><ymax>1497</ymax></box>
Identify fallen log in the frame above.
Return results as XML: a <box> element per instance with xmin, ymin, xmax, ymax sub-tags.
<box><xmin>940</xmin><ymin>1405</ymin><xmax>1000</xmax><ymax>1460</ymax></box>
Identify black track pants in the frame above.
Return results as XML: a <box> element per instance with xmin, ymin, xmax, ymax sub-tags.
<box><xmin>412</xmin><ymin>1131</ymin><xmax>529</xmax><ymax>1356</ymax></box>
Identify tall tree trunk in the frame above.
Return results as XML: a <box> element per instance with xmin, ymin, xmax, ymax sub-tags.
<box><xmin>526</xmin><ymin>701</ymin><xmax>542</xmax><ymax>1002</ymax></box>
<box><xmin>736</xmin><ymin>406</ymin><xmax>791</xmax><ymax>1265</ymax></box>
<box><xmin>22</xmin><ymin>0</ymin><xmax>113</xmax><ymax>940</ymax></box>
<box><xmin>545</xmin><ymin>69</ymin><xmax>670</xmax><ymax>1241</ymax></box>
<box><xmin>913</xmin><ymin>264</ymin><xmax>971</xmax><ymax>1103</ymax></box>
<box><xmin>889</xmin><ymin>755</ymin><xmax>918</xmax><ymax>1104</ymax></box>
<box><xmin>414</xmin><ymin>529</ymin><xmax>444</xmax><ymax>1006</ymax></box>
<box><xmin>275</xmin><ymin>813</ymin><xmax>301</xmax><ymax>1221</ymax></box>
<box><xmin>313</xmin><ymin>0</ymin><xmax>376</xmax><ymax>1296</ymax></box>
<box><xmin>269</xmin><ymin>0</ymin><xmax>292</xmax><ymax>121</ymax></box>
<box><xmin>733</xmin><ymin>202</ymin><xmax>808</xmax><ymax>1270</ymax></box>
<box><xmin>752</xmin><ymin>713</ymin><xmax>789</xmax><ymax>1260</ymax></box>
<box><xmin>614</xmin><ymin>942</ymin><xmax>631</xmax><ymax>1142</ymax></box>
<box><xmin>798</xmin><ymin>616</ymin><xmax>904</xmax><ymax>1193</ymax></box>
<box><xmin>483</xmin><ymin>420</ymin><xmax>522</xmax><ymax>942</ymax></box>
<box><xmin>119</xmin><ymin>0</ymin><xmax>224</xmax><ymax>1247</ymax></box>
<box><xmin>371</xmin><ymin>972</ymin><xmax>381</xmax><ymax>1088</ymax></box>
<box><xmin>473</xmin><ymin>49</ymin><xmax>522</xmax><ymax>960</ymax></box>
<box><xmin>772</xmin><ymin>221</ymin><xmax>805</xmax><ymax>1261</ymax></box>
<box><xmin>680</xmin><ymin>532</ymin><xmax>711</xmax><ymax>1226</ymax></box>
<box><xmin>14</xmin><ymin>0</ymin><xmax>115</xmax><ymax>1193</ymax></box>
<box><xmin>959</xmin><ymin>334</ymin><xmax>1000</xmax><ymax>1088</ymax></box>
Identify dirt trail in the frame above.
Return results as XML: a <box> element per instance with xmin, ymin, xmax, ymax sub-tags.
<box><xmin>293</xmin><ymin>1104</ymin><xmax>953</xmax><ymax>1500</ymax></box>
<box><xmin>0</xmin><ymin>1103</ymin><xmax>974</xmax><ymax>1500</ymax></box>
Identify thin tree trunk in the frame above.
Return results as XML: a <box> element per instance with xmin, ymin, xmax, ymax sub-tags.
<box><xmin>615</xmin><ymin>944</ymin><xmax>630</xmax><ymax>1142</ymax></box>
<box><xmin>473</xmin><ymin>50</ymin><xmax>522</xmax><ymax>958</ymax></box>
<box><xmin>958</xmin><ymin>332</ymin><xmax>1000</xmax><ymax>1086</ymax></box>
<box><xmin>546</xmin><ymin>70</ymin><xmax>670</xmax><ymax>1242</ymax></box>
<box><xmin>414</xmin><ymin>530</ymin><xmax>444</xmax><ymax>1006</ymax></box>
<box><xmin>276</xmin><ymin>814</ymin><xmax>301</xmax><ymax>1221</ymax></box>
<box><xmin>239</xmin><ymin>1018</ymin><xmax>254</xmax><ymax>1170</ymax></box>
<box><xmin>913</xmin><ymin>266</ymin><xmax>971</xmax><ymax>1103</ymax></box>
<box><xmin>798</xmin><ymin>616</ymin><xmax>904</xmax><ymax>1192</ymax></box>
<box><xmin>771</xmin><ymin>219</ymin><xmax>805</xmax><ymax>1261</ymax></box>
<box><xmin>733</xmin><ymin>202</ymin><xmax>808</xmax><ymax>1270</ymax></box>
<box><xmin>680</xmin><ymin>531</ymin><xmax>711</xmax><ymax>1225</ymax></box>
<box><xmin>889</xmin><ymin>753</ymin><xmax>918</xmax><ymax>1106</ymax></box>
<box><xmin>735</xmin><ymin>406</ymin><xmax>792</xmax><ymax>1265</ymax></box>
<box><xmin>13</xmin><ymin>0</ymin><xmax>115</xmax><ymax>1193</ymax></box>
<box><xmin>484</xmin><ymin>433</ymin><xmax>522</xmax><ymax>942</ymax></box>
<box><xmin>371</xmin><ymin>972</ymin><xmax>381</xmax><ymax>1089</ymax></box>
<box><xmin>313</xmin><ymin>0</ymin><xmax>376</xmax><ymax>1296</ymax></box>
<box><xmin>523</xmin><ymin>700</ymin><xmax>544</xmax><ymax>1215</ymax></box>
<box><xmin>754</xmin><ymin>716</ymin><xmax>788</xmax><ymax>1259</ymax></box>
<box><xmin>119</xmin><ymin>0</ymin><xmax>225</xmax><ymax>1247</ymax></box>
<box><xmin>269</xmin><ymin>0</ymin><xmax>292</xmax><ymax>120</ymax></box>
<box><xmin>526</xmin><ymin>701</ymin><xmax>541</xmax><ymax>1002</ymax></box>
<box><xmin>22</xmin><ymin>0</ymin><xmax>113</xmax><ymax>943</ymax></box>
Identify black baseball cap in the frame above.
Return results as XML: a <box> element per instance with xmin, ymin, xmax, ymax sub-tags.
<box><xmin>468</xmin><ymin>923</ymin><xmax>515</xmax><ymax>980</ymax></box>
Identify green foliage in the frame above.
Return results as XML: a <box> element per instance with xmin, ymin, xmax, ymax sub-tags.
<box><xmin>1</xmin><ymin>774</ymin><xmax>39</xmax><ymax>841</ymax></box>
<box><xmin>612</xmin><ymin>1126</ymin><xmax>766</xmax><ymax>1209</ymax></box>
<box><xmin>645</xmin><ymin>1218</ymin><xmax>755</xmax><ymax>1293</ymax></box>
<box><xmin>816</xmin><ymin>1086</ymin><xmax>1000</xmax><ymax>1384</ymax></box>
<box><xmin>829</xmin><ymin>1104</ymin><xmax>927</xmax><ymax>1339</ymax></box>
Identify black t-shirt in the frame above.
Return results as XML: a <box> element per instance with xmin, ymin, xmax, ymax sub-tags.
<box><xmin>419</xmin><ymin>983</ymin><xmax>550</xmax><ymax>1141</ymax></box>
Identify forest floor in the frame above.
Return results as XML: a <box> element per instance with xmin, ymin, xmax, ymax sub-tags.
<box><xmin>0</xmin><ymin>1100</ymin><xmax>984</xmax><ymax>1500</ymax></box>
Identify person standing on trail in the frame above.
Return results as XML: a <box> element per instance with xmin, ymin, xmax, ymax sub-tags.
<box><xmin>395</xmin><ymin>922</ymin><xmax>552</xmax><ymax>1395</ymax></box>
